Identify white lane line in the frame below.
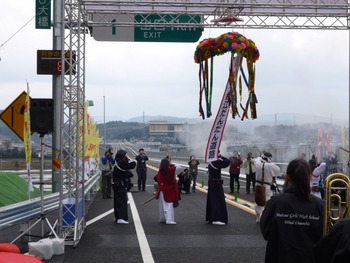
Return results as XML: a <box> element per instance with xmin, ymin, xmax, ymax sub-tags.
<box><xmin>128</xmin><ymin>192</ymin><xmax>155</xmax><ymax>263</ymax></box>
<box><xmin>86</xmin><ymin>208</ymin><xmax>114</xmax><ymax>226</ymax></box>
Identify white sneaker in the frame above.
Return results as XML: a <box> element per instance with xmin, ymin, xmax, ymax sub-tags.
<box><xmin>212</xmin><ymin>221</ymin><xmax>226</xmax><ymax>225</ymax></box>
<box><xmin>166</xmin><ymin>221</ymin><xmax>176</xmax><ymax>225</ymax></box>
<box><xmin>117</xmin><ymin>219</ymin><xmax>129</xmax><ymax>224</ymax></box>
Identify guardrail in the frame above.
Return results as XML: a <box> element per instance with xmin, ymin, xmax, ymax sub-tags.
<box><xmin>0</xmin><ymin>170</ymin><xmax>101</xmax><ymax>231</ymax></box>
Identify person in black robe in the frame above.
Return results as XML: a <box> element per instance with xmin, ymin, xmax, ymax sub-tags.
<box><xmin>206</xmin><ymin>154</ymin><xmax>230</xmax><ymax>225</ymax></box>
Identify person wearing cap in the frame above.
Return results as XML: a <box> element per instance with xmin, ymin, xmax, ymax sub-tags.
<box><xmin>112</xmin><ymin>149</ymin><xmax>136</xmax><ymax>224</ymax></box>
<box><xmin>101</xmin><ymin>149</ymin><xmax>115</xmax><ymax>199</ymax></box>
<box><xmin>254</xmin><ymin>151</ymin><xmax>280</xmax><ymax>223</ymax></box>
<box><xmin>135</xmin><ymin>148</ymin><xmax>149</xmax><ymax>192</ymax></box>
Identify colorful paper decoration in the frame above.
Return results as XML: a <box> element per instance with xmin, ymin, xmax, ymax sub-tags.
<box><xmin>194</xmin><ymin>31</ymin><xmax>260</xmax><ymax>120</ymax></box>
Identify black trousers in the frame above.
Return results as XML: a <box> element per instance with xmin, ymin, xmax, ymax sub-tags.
<box><xmin>230</xmin><ymin>173</ymin><xmax>240</xmax><ymax>193</ymax></box>
<box><xmin>245</xmin><ymin>172</ymin><xmax>256</xmax><ymax>193</ymax></box>
<box><xmin>137</xmin><ymin>171</ymin><xmax>147</xmax><ymax>191</ymax></box>
<box><xmin>113</xmin><ymin>185</ymin><xmax>128</xmax><ymax>221</ymax></box>
<box><xmin>101</xmin><ymin>173</ymin><xmax>112</xmax><ymax>198</ymax></box>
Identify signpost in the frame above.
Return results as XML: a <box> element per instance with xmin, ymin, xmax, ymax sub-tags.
<box><xmin>0</xmin><ymin>92</ymin><xmax>30</xmax><ymax>141</ymax></box>
<box><xmin>92</xmin><ymin>14</ymin><xmax>203</xmax><ymax>42</ymax></box>
<box><xmin>35</xmin><ymin>0</ymin><xmax>51</xmax><ymax>29</ymax></box>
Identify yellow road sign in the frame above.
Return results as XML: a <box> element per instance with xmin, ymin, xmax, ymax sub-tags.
<box><xmin>0</xmin><ymin>91</ymin><xmax>29</xmax><ymax>141</ymax></box>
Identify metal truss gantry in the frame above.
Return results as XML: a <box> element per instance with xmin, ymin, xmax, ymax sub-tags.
<box><xmin>58</xmin><ymin>0</ymin><xmax>350</xmax><ymax>246</ymax></box>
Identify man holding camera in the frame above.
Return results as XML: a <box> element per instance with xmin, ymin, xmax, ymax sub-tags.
<box><xmin>101</xmin><ymin>149</ymin><xmax>115</xmax><ymax>199</ymax></box>
<box><xmin>135</xmin><ymin>148</ymin><xmax>149</xmax><ymax>192</ymax></box>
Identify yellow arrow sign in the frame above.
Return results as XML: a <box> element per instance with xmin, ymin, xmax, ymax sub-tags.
<box><xmin>0</xmin><ymin>91</ymin><xmax>30</xmax><ymax>141</ymax></box>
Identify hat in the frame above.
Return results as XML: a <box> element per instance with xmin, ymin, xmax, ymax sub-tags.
<box><xmin>116</xmin><ymin>149</ymin><xmax>127</xmax><ymax>158</ymax></box>
<box><xmin>261</xmin><ymin>151</ymin><xmax>272</xmax><ymax>162</ymax></box>
<box><xmin>139</xmin><ymin>148</ymin><xmax>144</xmax><ymax>152</ymax></box>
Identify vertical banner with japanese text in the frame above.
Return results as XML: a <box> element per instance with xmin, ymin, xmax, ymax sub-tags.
<box><xmin>317</xmin><ymin>128</ymin><xmax>323</xmax><ymax>160</ymax></box>
<box><xmin>24</xmin><ymin>86</ymin><xmax>33</xmax><ymax>192</ymax></box>
<box><xmin>205</xmin><ymin>54</ymin><xmax>242</xmax><ymax>163</ymax></box>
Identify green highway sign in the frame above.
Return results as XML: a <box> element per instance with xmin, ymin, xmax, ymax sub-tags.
<box><xmin>35</xmin><ymin>0</ymin><xmax>51</xmax><ymax>29</ymax></box>
<box><xmin>92</xmin><ymin>14</ymin><xmax>203</xmax><ymax>42</ymax></box>
<box><xmin>134</xmin><ymin>14</ymin><xmax>202</xmax><ymax>42</ymax></box>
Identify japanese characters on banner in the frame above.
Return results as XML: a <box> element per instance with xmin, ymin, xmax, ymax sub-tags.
<box><xmin>78</xmin><ymin>101</ymin><xmax>102</xmax><ymax>179</ymax></box>
<box><xmin>317</xmin><ymin>128</ymin><xmax>322</xmax><ymax>160</ymax></box>
<box><xmin>326</xmin><ymin>129</ymin><xmax>331</xmax><ymax>156</ymax></box>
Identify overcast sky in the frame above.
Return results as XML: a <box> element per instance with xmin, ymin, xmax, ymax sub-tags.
<box><xmin>1</xmin><ymin>2</ymin><xmax>349</xmax><ymax>127</ymax></box>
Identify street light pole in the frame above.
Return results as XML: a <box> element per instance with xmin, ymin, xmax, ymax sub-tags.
<box><xmin>103</xmin><ymin>95</ymin><xmax>106</xmax><ymax>150</ymax></box>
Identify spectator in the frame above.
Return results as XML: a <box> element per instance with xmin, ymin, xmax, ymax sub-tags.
<box><xmin>177</xmin><ymin>168</ymin><xmax>191</xmax><ymax>194</ymax></box>
<box><xmin>101</xmin><ymin>149</ymin><xmax>115</xmax><ymax>199</ymax></box>
<box><xmin>242</xmin><ymin>152</ymin><xmax>256</xmax><ymax>194</ymax></box>
<box><xmin>135</xmin><ymin>148</ymin><xmax>149</xmax><ymax>192</ymax></box>
<box><xmin>188</xmin><ymin>155</ymin><xmax>200</xmax><ymax>193</ymax></box>
<box><xmin>229</xmin><ymin>152</ymin><xmax>243</xmax><ymax>194</ymax></box>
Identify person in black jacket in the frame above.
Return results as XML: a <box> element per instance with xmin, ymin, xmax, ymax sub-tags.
<box><xmin>313</xmin><ymin>218</ymin><xmax>350</xmax><ymax>263</ymax></box>
<box><xmin>260</xmin><ymin>158</ymin><xmax>323</xmax><ymax>263</ymax></box>
<box><xmin>112</xmin><ymin>149</ymin><xmax>136</xmax><ymax>224</ymax></box>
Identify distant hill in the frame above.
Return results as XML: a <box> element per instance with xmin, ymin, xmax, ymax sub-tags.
<box><xmin>124</xmin><ymin>112</ymin><xmax>347</xmax><ymax>135</ymax></box>
<box><xmin>126</xmin><ymin>115</ymin><xmax>201</xmax><ymax>124</ymax></box>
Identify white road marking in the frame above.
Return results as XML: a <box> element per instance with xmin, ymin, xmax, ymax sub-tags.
<box><xmin>86</xmin><ymin>194</ymin><xmax>155</xmax><ymax>262</ymax></box>
<box><xmin>128</xmin><ymin>192</ymin><xmax>155</xmax><ymax>263</ymax></box>
<box><xmin>86</xmin><ymin>208</ymin><xmax>114</xmax><ymax>226</ymax></box>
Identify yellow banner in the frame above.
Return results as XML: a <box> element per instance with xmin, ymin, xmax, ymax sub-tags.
<box><xmin>23</xmin><ymin>88</ymin><xmax>33</xmax><ymax>192</ymax></box>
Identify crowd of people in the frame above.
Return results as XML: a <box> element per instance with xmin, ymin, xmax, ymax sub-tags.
<box><xmin>100</xmin><ymin>147</ymin><xmax>349</xmax><ymax>262</ymax></box>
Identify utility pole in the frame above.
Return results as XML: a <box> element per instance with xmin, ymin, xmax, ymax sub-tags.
<box><xmin>52</xmin><ymin>0</ymin><xmax>63</xmax><ymax>193</ymax></box>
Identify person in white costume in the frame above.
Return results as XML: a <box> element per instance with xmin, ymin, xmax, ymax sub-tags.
<box><xmin>254</xmin><ymin>152</ymin><xmax>281</xmax><ymax>223</ymax></box>
<box><xmin>310</xmin><ymin>162</ymin><xmax>326</xmax><ymax>199</ymax></box>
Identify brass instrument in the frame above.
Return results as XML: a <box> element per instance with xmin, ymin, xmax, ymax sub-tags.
<box><xmin>323</xmin><ymin>173</ymin><xmax>350</xmax><ymax>236</ymax></box>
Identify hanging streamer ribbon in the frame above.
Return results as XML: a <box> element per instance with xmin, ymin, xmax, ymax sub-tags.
<box><xmin>194</xmin><ymin>31</ymin><xmax>259</xmax><ymax>120</ymax></box>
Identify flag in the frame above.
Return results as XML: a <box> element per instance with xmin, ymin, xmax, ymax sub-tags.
<box><xmin>317</xmin><ymin>128</ymin><xmax>322</xmax><ymax>160</ymax></box>
<box><xmin>205</xmin><ymin>54</ymin><xmax>242</xmax><ymax>162</ymax></box>
<box><xmin>341</xmin><ymin>127</ymin><xmax>346</xmax><ymax>161</ymax></box>
<box><xmin>326</xmin><ymin>129</ymin><xmax>331</xmax><ymax>156</ymax></box>
<box><xmin>23</xmin><ymin>85</ymin><xmax>33</xmax><ymax>192</ymax></box>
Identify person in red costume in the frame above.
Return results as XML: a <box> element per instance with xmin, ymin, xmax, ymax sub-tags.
<box><xmin>156</xmin><ymin>157</ymin><xmax>182</xmax><ymax>225</ymax></box>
